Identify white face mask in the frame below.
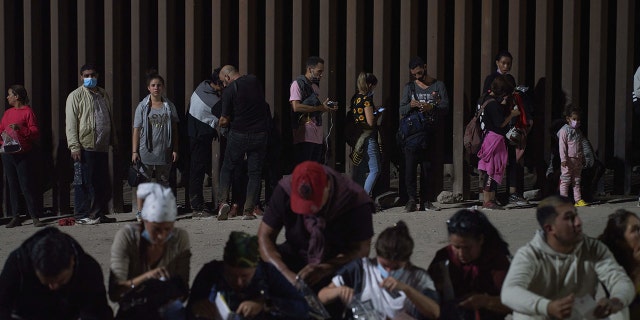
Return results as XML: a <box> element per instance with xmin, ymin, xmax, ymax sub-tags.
<box><xmin>570</xmin><ymin>120</ymin><xmax>580</xmax><ymax>129</ymax></box>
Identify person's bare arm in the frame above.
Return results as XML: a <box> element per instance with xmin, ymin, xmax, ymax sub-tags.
<box><xmin>459</xmin><ymin>294</ymin><xmax>511</xmax><ymax>315</ymax></box>
<box><xmin>384</xmin><ymin>279</ymin><xmax>439</xmax><ymax>319</ymax></box>
<box><xmin>291</xmin><ymin>99</ymin><xmax>335</xmax><ymax>113</ymax></box>
<box><xmin>500</xmin><ymin>109</ymin><xmax>520</xmax><ymax>128</ymax></box>
<box><xmin>132</xmin><ymin>127</ymin><xmax>140</xmax><ymax>163</ymax></box>
<box><xmin>171</xmin><ymin>121</ymin><xmax>179</xmax><ymax>162</ymax></box>
<box><xmin>257</xmin><ymin>222</ymin><xmax>297</xmax><ymax>284</ymax></box>
<box><xmin>298</xmin><ymin>238</ymin><xmax>371</xmax><ymax>286</ymax></box>
<box><xmin>318</xmin><ymin>282</ymin><xmax>354</xmax><ymax>305</ymax></box>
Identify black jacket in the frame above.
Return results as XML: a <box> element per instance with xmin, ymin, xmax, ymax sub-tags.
<box><xmin>0</xmin><ymin>227</ymin><xmax>113</xmax><ymax>320</ymax></box>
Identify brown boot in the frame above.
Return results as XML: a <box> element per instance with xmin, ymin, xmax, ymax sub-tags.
<box><xmin>32</xmin><ymin>217</ymin><xmax>46</xmax><ymax>227</ymax></box>
<box><xmin>6</xmin><ymin>216</ymin><xmax>22</xmax><ymax>228</ymax></box>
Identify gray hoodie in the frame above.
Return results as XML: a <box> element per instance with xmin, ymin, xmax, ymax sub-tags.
<box><xmin>501</xmin><ymin>230</ymin><xmax>634</xmax><ymax>319</ymax></box>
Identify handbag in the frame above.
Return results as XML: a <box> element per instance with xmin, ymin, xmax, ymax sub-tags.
<box><xmin>127</xmin><ymin>160</ymin><xmax>147</xmax><ymax>187</ymax></box>
<box><xmin>506</xmin><ymin>126</ymin><xmax>525</xmax><ymax>147</ymax></box>
<box><xmin>116</xmin><ymin>277</ymin><xmax>188</xmax><ymax>320</ymax></box>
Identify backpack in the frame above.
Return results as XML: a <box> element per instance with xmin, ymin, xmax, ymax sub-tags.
<box><xmin>397</xmin><ymin>82</ymin><xmax>438</xmax><ymax>148</ymax></box>
<box><xmin>290</xmin><ymin>76</ymin><xmax>322</xmax><ymax>129</ymax></box>
<box><xmin>463</xmin><ymin>98</ymin><xmax>494</xmax><ymax>155</ymax></box>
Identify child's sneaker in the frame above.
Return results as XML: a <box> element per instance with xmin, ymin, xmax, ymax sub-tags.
<box><xmin>574</xmin><ymin>200</ymin><xmax>589</xmax><ymax>207</ymax></box>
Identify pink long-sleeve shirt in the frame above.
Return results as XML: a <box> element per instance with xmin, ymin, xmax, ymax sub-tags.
<box><xmin>0</xmin><ymin>106</ymin><xmax>40</xmax><ymax>153</ymax></box>
<box><xmin>557</xmin><ymin>124</ymin><xmax>583</xmax><ymax>163</ymax></box>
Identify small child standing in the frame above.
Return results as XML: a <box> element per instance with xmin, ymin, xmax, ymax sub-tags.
<box><xmin>558</xmin><ymin>105</ymin><xmax>588</xmax><ymax>207</ymax></box>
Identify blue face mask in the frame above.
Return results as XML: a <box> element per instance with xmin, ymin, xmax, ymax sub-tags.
<box><xmin>83</xmin><ymin>77</ymin><xmax>97</xmax><ymax>88</ymax></box>
<box><xmin>389</xmin><ymin>268</ymin><xmax>404</xmax><ymax>279</ymax></box>
<box><xmin>377</xmin><ymin>262</ymin><xmax>404</xmax><ymax>279</ymax></box>
<box><xmin>377</xmin><ymin>263</ymin><xmax>389</xmax><ymax>279</ymax></box>
<box><xmin>141</xmin><ymin>229</ymin><xmax>173</xmax><ymax>244</ymax></box>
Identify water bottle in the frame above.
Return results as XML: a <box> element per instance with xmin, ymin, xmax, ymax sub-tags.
<box><xmin>72</xmin><ymin>162</ymin><xmax>83</xmax><ymax>186</ymax></box>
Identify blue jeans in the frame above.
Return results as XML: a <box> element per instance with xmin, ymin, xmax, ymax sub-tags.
<box><xmin>217</xmin><ymin>130</ymin><xmax>268</xmax><ymax>212</ymax></box>
<box><xmin>352</xmin><ymin>136</ymin><xmax>381</xmax><ymax>195</ymax></box>
<box><xmin>74</xmin><ymin>150</ymin><xmax>111</xmax><ymax>219</ymax></box>
<box><xmin>2</xmin><ymin>152</ymin><xmax>41</xmax><ymax>219</ymax></box>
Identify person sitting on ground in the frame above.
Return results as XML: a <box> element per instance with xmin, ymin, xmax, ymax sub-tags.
<box><xmin>109</xmin><ymin>182</ymin><xmax>191</xmax><ymax>303</ymax></box>
<box><xmin>501</xmin><ymin>195</ymin><xmax>635</xmax><ymax>320</ymax></box>
<box><xmin>427</xmin><ymin>209</ymin><xmax>511</xmax><ymax>320</ymax></box>
<box><xmin>188</xmin><ymin>231</ymin><xmax>309</xmax><ymax>319</ymax></box>
<box><xmin>599</xmin><ymin>209</ymin><xmax>640</xmax><ymax>319</ymax></box>
<box><xmin>257</xmin><ymin>161</ymin><xmax>374</xmax><ymax>291</ymax></box>
<box><xmin>319</xmin><ymin>220</ymin><xmax>440</xmax><ymax>320</ymax></box>
<box><xmin>0</xmin><ymin>227</ymin><xmax>113</xmax><ymax>319</ymax></box>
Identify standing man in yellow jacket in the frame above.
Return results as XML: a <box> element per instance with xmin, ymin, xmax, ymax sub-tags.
<box><xmin>65</xmin><ymin>64</ymin><xmax>118</xmax><ymax>225</ymax></box>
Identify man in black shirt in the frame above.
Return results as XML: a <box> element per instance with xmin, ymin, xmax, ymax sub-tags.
<box><xmin>216</xmin><ymin>65</ymin><xmax>271</xmax><ymax>221</ymax></box>
<box><xmin>0</xmin><ymin>227</ymin><xmax>113</xmax><ymax>319</ymax></box>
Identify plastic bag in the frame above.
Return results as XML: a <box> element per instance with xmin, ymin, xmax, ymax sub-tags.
<box><xmin>0</xmin><ymin>131</ymin><xmax>21</xmax><ymax>153</ymax></box>
<box><xmin>295</xmin><ymin>278</ymin><xmax>331</xmax><ymax>319</ymax></box>
<box><xmin>348</xmin><ymin>294</ymin><xmax>383</xmax><ymax>320</ymax></box>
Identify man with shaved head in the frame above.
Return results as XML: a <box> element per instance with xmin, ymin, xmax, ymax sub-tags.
<box><xmin>216</xmin><ymin>65</ymin><xmax>271</xmax><ymax>221</ymax></box>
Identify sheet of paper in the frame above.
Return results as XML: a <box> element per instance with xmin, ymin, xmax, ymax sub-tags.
<box><xmin>214</xmin><ymin>292</ymin><xmax>232</xmax><ymax>320</ymax></box>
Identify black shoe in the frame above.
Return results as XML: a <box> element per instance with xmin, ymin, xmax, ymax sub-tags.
<box><xmin>99</xmin><ymin>216</ymin><xmax>117</xmax><ymax>223</ymax></box>
<box><xmin>404</xmin><ymin>199</ymin><xmax>417</xmax><ymax>212</ymax></box>
<box><xmin>32</xmin><ymin>218</ymin><xmax>46</xmax><ymax>227</ymax></box>
<box><xmin>6</xmin><ymin>216</ymin><xmax>22</xmax><ymax>228</ymax></box>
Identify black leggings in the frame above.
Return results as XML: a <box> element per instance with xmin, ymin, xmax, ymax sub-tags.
<box><xmin>482</xmin><ymin>171</ymin><xmax>498</xmax><ymax>192</ymax></box>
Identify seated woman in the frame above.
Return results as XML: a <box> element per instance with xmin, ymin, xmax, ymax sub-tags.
<box><xmin>427</xmin><ymin>209</ymin><xmax>511</xmax><ymax>320</ymax></box>
<box><xmin>599</xmin><ymin>209</ymin><xmax>640</xmax><ymax>319</ymax></box>
<box><xmin>109</xmin><ymin>183</ymin><xmax>191</xmax><ymax>304</ymax></box>
<box><xmin>318</xmin><ymin>221</ymin><xmax>440</xmax><ymax>320</ymax></box>
<box><xmin>188</xmin><ymin>231</ymin><xmax>309</xmax><ymax>319</ymax></box>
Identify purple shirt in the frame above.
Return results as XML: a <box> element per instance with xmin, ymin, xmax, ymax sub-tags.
<box><xmin>263</xmin><ymin>166</ymin><xmax>374</xmax><ymax>266</ymax></box>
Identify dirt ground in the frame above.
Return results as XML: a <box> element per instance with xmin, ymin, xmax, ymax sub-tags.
<box><xmin>2</xmin><ymin>199</ymin><xmax>639</xmax><ymax>289</ymax></box>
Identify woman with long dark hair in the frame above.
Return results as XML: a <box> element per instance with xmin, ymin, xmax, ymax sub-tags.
<box><xmin>132</xmin><ymin>70</ymin><xmax>180</xmax><ymax>221</ymax></box>
<box><xmin>2</xmin><ymin>85</ymin><xmax>44</xmax><ymax>228</ymax></box>
<box><xmin>599</xmin><ymin>209</ymin><xmax>640</xmax><ymax>319</ymax></box>
<box><xmin>428</xmin><ymin>209</ymin><xmax>512</xmax><ymax>319</ymax></box>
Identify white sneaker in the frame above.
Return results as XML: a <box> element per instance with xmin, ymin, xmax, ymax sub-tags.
<box><xmin>76</xmin><ymin>217</ymin><xmax>100</xmax><ymax>225</ymax></box>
